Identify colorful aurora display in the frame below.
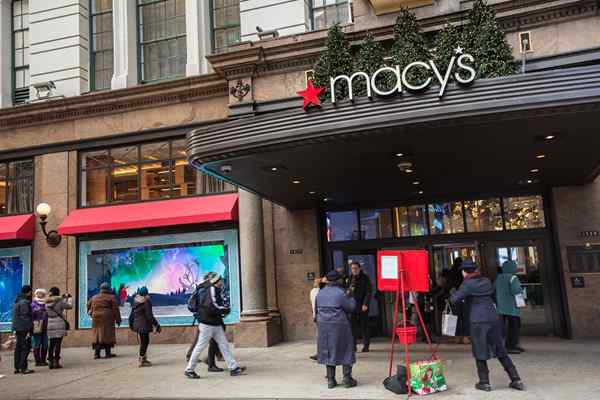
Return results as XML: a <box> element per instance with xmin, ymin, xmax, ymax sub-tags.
<box><xmin>0</xmin><ymin>255</ymin><xmax>24</xmax><ymax>323</ymax></box>
<box><xmin>87</xmin><ymin>241</ymin><xmax>230</xmax><ymax>317</ymax></box>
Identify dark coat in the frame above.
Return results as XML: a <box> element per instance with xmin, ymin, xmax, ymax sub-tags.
<box><xmin>129</xmin><ymin>295</ymin><xmax>159</xmax><ymax>333</ymax></box>
<box><xmin>316</xmin><ymin>284</ymin><xmax>357</xmax><ymax>366</ymax></box>
<box><xmin>196</xmin><ymin>285</ymin><xmax>229</xmax><ymax>326</ymax></box>
<box><xmin>87</xmin><ymin>289</ymin><xmax>122</xmax><ymax>346</ymax></box>
<box><xmin>12</xmin><ymin>294</ymin><xmax>33</xmax><ymax>332</ymax></box>
<box><xmin>349</xmin><ymin>271</ymin><xmax>372</xmax><ymax>312</ymax></box>
<box><xmin>451</xmin><ymin>274</ymin><xmax>507</xmax><ymax>360</ymax></box>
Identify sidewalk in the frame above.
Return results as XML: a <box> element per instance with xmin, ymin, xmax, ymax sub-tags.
<box><xmin>1</xmin><ymin>337</ymin><xmax>599</xmax><ymax>400</ymax></box>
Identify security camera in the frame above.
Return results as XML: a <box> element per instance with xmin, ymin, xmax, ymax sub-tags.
<box><xmin>220</xmin><ymin>165</ymin><xmax>232</xmax><ymax>173</ymax></box>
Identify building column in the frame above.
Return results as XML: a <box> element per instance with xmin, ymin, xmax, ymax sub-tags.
<box><xmin>0</xmin><ymin>0</ymin><xmax>12</xmax><ymax>107</ymax></box>
<box><xmin>111</xmin><ymin>0</ymin><xmax>138</xmax><ymax>89</ymax></box>
<box><xmin>185</xmin><ymin>0</ymin><xmax>211</xmax><ymax>76</ymax></box>
<box><xmin>235</xmin><ymin>189</ymin><xmax>282</xmax><ymax>347</ymax></box>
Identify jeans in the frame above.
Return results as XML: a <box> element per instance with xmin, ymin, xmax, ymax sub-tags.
<box><xmin>49</xmin><ymin>337</ymin><xmax>63</xmax><ymax>361</ymax></box>
<box><xmin>351</xmin><ymin>310</ymin><xmax>370</xmax><ymax>348</ymax></box>
<box><xmin>476</xmin><ymin>356</ymin><xmax>520</xmax><ymax>384</ymax></box>
<box><xmin>139</xmin><ymin>333</ymin><xmax>150</xmax><ymax>357</ymax></box>
<box><xmin>185</xmin><ymin>323</ymin><xmax>237</xmax><ymax>372</ymax></box>
<box><xmin>186</xmin><ymin>325</ymin><xmax>222</xmax><ymax>366</ymax></box>
<box><xmin>14</xmin><ymin>331</ymin><xmax>31</xmax><ymax>371</ymax></box>
<box><xmin>502</xmin><ymin>315</ymin><xmax>521</xmax><ymax>349</ymax></box>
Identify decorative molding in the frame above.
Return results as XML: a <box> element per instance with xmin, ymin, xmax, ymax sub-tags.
<box><xmin>0</xmin><ymin>75</ymin><xmax>228</xmax><ymax>131</ymax></box>
<box><xmin>368</xmin><ymin>0</ymin><xmax>434</xmax><ymax>15</ymax></box>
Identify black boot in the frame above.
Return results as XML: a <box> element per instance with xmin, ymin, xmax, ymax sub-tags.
<box><xmin>499</xmin><ymin>357</ymin><xmax>525</xmax><ymax>390</ymax></box>
<box><xmin>105</xmin><ymin>347</ymin><xmax>115</xmax><ymax>358</ymax></box>
<box><xmin>475</xmin><ymin>360</ymin><xmax>491</xmax><ymax>391</ymax></box>
<box><xmin>48</xmin><ymin>357</ymin><xmax>55</xmax><ymax>369</ymax></box>
<box><xmin>342</xmin><ymin>365</ymin><xmax>357</xmax><ymax>388</ymax></box>
<box><xmin>53</xmin><ymin>357</ymin><xmax>63</xmax><ymax>369</ymax></box>
<box><xmin>326</xmin><ymin>366</ymin><xmax>337</xmax><ymax>389</ymax></box>
<box><xmin>94</xmin><ymin>347</ymin><xmax>101</xmax><ymax>359</ymax></box>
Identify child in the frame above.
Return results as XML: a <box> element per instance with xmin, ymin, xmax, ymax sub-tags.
<box><xmin>32</xmin><ymin>289</ymin><xmax>49</xmax><ymax>366</ymax></box>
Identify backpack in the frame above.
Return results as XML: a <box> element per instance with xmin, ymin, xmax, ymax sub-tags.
<box><xmin>187</xmin><ymin>283</ymin><xmax>209</xmax><ymax>314</ymax></box>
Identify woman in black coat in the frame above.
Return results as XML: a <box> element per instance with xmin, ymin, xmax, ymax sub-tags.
<box><xmin>316</xmin><ymin>270</ymin><xmax>357</xmax><ymax>389</ymax></box>
<box><xmin>129</xmin><ymin>287</ymin><xmax>161</xmax><ymax>367</ymax></box>
<box><xmin>450</xmin><ymin>260</ymin><xmax>525</xmax><ymax>392</ymax></box>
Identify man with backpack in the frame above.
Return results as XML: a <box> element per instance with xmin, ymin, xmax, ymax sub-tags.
<box><xmin>184</xmin><ymin>273</ymin><xmax>245</xmax><ymax>379</ymax></box>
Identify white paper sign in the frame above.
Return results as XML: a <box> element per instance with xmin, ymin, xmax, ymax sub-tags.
<box><xmin>381</xmin><ymin>256</ymin><xmax>399</xmax><ymax>280</ymax></box>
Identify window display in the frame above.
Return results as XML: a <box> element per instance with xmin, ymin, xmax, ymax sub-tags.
<box><xmin>0</xmin><ymin>246</ymin><xmax>31</xmax><ymax>331</ymax></box>
<box><xmin>326</xmin><ymin>211</ymin><xmax>359</xmax><ymax>241</ymax></box>
<box><xmin>428</xmin><ymin>202</ymin><xmax>465</xmax><ymax>235</ymax></box>
<box><xmin>503</xmin><ymin>195</ymin><xmax>545</xmax><ymax>230</ymax></box>
<box><xmin>360</xmin><ymin>209</ymin><xmax>393</xmax><ymax>239</ymax></box>
<box><xmin>464</xmin><ymin>198</ymin><xmax>503</xmax><ymax>232</ymax></box>
<box><xmin>394</xmin><ymin>205</ymin><xmax>428</xmax><ymax>237</ymax></box>
<box><xmin>78</xmin><ymin>230</ymin><xmax>240</xmax><ymax>328</ymax></box>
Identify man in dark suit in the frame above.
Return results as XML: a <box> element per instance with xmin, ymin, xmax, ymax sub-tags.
<box><xmin>349</xmin><ymin>262</ymin><xmax>372</xmax><ymax>353</ymax></box>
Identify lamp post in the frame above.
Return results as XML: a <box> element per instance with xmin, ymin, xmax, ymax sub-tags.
<box><xmin>36</xmin><ymin>203</ymin><xmax>62</xmax><ymax>247</ymax></box>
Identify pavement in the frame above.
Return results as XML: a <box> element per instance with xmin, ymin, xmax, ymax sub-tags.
<box><xmin>1</xmin><ymin>337</ymin><xmax>599</xmax><ymax>400</ymax></box>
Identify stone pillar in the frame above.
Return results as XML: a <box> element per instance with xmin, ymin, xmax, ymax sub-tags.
<box><xmin>111</xmin><ymin>0</ymin><xmax>138</xmax><ymax>89</ymax></box>
<box><xmin>185</xmin><ymin>0</ymin><xmax>211</xmax><ymax>76</ymax></box>
<box><xmin>234</xmin><ymin>189</ymin><xmax>282</xmax><ymax>347</ymax></box>
<box><xmin>0</xmin><ymin>0</ymin><xmax>12</xmax><ymax>107</ymax></box>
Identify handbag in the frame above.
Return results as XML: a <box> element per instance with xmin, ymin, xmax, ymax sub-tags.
<box><xmin>441</xmin><ymin>302</ymin><xmax>458</xmax><ymax>337</ymax></box>
<box><xmin>511</xmin><ymin>276</ymin><xmax>526</xmax><ymax>308</ymax></box>
<box><xmin>33</xmin><ymin>320</ymin><xmax>44</xmax><ymax>335</ymax></box>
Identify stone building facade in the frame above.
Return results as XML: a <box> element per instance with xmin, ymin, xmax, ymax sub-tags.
<box><xmin>1</xmin><ymin>0</ymin><xmax>600</xmax><ymax>347</ymax></box>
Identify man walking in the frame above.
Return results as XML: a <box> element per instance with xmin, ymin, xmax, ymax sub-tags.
<box><xmin>184</xmin><ymin>273</ymin><xmax>245</xmax><ymax>379</ymax></box>
<box><xmin>12</xmin><ymin>285</ymin><xmax>34</xmax><ymax>374</ymax></box>
<box><xmin>349</xmin><ymin>262</ymin><xmax>372</xmax><ymax>352</ymax></box>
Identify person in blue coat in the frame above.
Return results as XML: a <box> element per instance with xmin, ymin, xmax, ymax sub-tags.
<box><xmin>450</xmin><ymin>260</ymin><xmax>525</xmax><ymax>392</ymax></box>
<box><xmin>316</xmin><ymin>270</ymin><xmax>357</xmax><ymax>389</ymax></box>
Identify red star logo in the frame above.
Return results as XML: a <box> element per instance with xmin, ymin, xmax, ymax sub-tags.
<box><xmin>297</xmin><ymin>80</ymin><xmax>325</xmax><ymax>109</ymax></box>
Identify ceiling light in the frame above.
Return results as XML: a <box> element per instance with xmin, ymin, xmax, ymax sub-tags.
<box><xmin>323</xmin><ymin>197</ymin><xmax>331</xmax><ymax>202</ymax></box>
<box><xmin>270</xmin><ymin>167</ymin><xmax>278</xmax><ymax>172</ymax></box>
<box><xmin>308</xmin><ymin>191</ymin><xmax>316</xmax><ymax>195</ymax></box>
<box><xmin>405</xmin><ymin>169</ymin><xmax>413</xmax><ymax>173</ymax></box>
<box><xmin>395</xmin><ymin>153</ymin><xmax>404</xmax><ymax>157</ymax></box>
<box><xmin>544</xmin><ymin>135</ymin><xmax>555</xmax><ymax>140</ymax></box>
<box><xmin>527</xmin><ymin>179</ymin><xmax>533</xmax><ymax>184</ymax></box>
<box><xmin>412</xmin><ymin>181</ymin><xmax>420</xmax><ymax>185</ymax></box>
<box><xmin>418</xmin><ymin>190</ymin><xmax>424</xmax><ymax>194</ymax></box>
<box><xmin>536</xmin><ymin>154</ymin><xmax>546</xmax><ymax>159</ymax></box>
<box><xmin>292</xmin><ymin>180</ymin><xmax>301</xmax><ymax>184</ymax></box>
<box><xmin>530</xmin><ymin>168</ymin><xmax>539</xmax><ymax>173</ymax></box>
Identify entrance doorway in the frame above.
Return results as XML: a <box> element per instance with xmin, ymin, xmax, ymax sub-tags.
<box><xmin>484</xmin><ymin>239</ymin><xmax>552</xmax><ymax>335</ymax></box>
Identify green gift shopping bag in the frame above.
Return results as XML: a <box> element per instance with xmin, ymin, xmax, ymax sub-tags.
<box><xmin>409</xmin><ymin>359</ymin><xmax>448</xmax><ymax>395</ymax></box>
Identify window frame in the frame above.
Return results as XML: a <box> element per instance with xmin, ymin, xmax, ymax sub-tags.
<box><xmin>78</xmin><ymin>138</ymin><xmax>236</xmax><ymax>209</ymax></box>
<box><xmin>11</xmin><ymin>0</ymin><xmax>30</xmax><ymax>105</ymax></box>
<box><xmin>210</xmin><ymin>0</ymin><xmax>241</xmax><ymax>53</ymax></box>
<box><xmin>0</xmin><ymin>158</ymin><xmax>35</xmax><ymax>217</ymax></box>
<box><xmin>89</xmin><ymin>0</ymin><xmax>114</xmax><ymax>92</ymax></box>
<box><xmin>136</xmin><ymin>0</ymin><xmax>187</xmax><ymax>83</ymax></box>
<box><xmin>310</xmin><ymin>0</ymin><xmax>351</xmax><ymax>32</ymax></box>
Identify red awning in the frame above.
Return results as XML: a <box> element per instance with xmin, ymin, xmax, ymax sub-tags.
<box><xmin>0</xmin><ymin>214</ymin><xmax>36</xmax><ymax>241</ymax></box>
<box><xmin>58</xmin><ymin>194</ymin><xmax>238</xmax><ymax>235</ymax></box>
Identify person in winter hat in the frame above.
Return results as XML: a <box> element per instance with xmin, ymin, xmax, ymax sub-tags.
<box><xmin>184</xmin><ymin>273</ymin><xmax>246</xmax><ymax>379</ymax></box>
<box><xmin>87</xmin><ymin>282</ymin><xmax>121</xmax><ymax>359</ymax></box>
<box><xmin>12</xmin><ymin>285</ymin><xmax>34</xmax><ymax>374</ymax></box>
<box><xmin>450</xmin><ymin>260</ymin><xmax>525</xmax><ymax>392</ymax></box>
<box><xmin>31</xmin><ymin>288</ymin><xmax>49</xmax><ymax>366</ymax></box>
<box><xmin>495</xmin><ymin>260</ymin><xmax>525</xmax><ymax>353</ymax></box>
<box><xmin>46</xmin><ymin>287</ymin><xmax>73</xmax><ymax>369</ymax></box>
<box><xmin>129</xmin><ymin>286</ymin><xmax>161</xmax><ymax>367</ymax></box>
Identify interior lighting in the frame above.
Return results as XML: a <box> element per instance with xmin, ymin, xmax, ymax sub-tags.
<box><xmin>412</xmin><ymin>181</ymin><xmax>420</xmax><ymax>185</ymax></box>
<box><xmin>395</xmin><ymin>153</ymin><xmax>404</xmax><ymax>157</ymax></box>
<box><xmin>308</xmin><ymin>191</ymin><xmax>316</xmax><ymax>195</ymax></box>
<box><xmin>544</xmin><ymin>135</ymin><xmax>555</xmax><ymax>140</ymax></box>
<box><xmin>536</xmin><ymin>154</ymin><xmax>546</xmax><ymax>159</ymax></box>
<box><xmin>530</xmin><ymin>168</ymin><xmax>539</xmax><ymax>173</ymax></box>
<box><xmin>292</xmin><ymin>180</ymin><xmax>301</xmax><ymax>184</ymax></box>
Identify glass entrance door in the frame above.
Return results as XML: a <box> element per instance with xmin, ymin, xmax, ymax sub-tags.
<box><xmin>485</xmin><ymin>240</ymin><xmax>552</xmax><ymax>335</ymax></box>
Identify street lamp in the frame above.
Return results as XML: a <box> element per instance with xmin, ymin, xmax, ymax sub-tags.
<box><xmin>36</xmin><ymin>203</ymin><xmax>62</xmax><ymax>247</ymax></box>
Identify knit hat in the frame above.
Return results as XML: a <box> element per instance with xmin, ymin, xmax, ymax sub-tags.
<box><xmin>137</xmin><ymin>286</ymin><xmax>149</xmax><ymax>296</ymax></box>
<box><xmin>34</xmin><ymin>288</ymin><xmax>48</xmax><ymax>299</ymax></box>
<box><xmin>326</xmin><ymin>270</ymin><xmax>342</xmax><ymax>282</ymax></box>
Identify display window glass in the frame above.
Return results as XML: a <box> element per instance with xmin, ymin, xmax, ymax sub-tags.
<box><xmin>326</xmin><ymin>211</ymin><xmax>359</xmax><ymax>241</ymax></box>
<box><xmin>393</xmin><ymin>205</ymin><xmax>428</xmax><ymax>237</ymax></box>
<box><xmin>503</xmin><ymin>195</ymin><xmax>545</xmax><ymax>230</ymax></box>
<box><xmin>0</xmin><ymin>159</ymin><xmax>34</xmax><ymax>215</ymax></box>
<box><xmin>464</xmin><ymin>198</ymin><xmax>503</xmax><ymax>232</ymax></box>
<box><xmin>428</xmin><ymin>202</ymin><xmax>465</xmax><ymax>235</ymax></box>
<box><xmin>0</xmin><ymin>246</ymin><xmax>31</xmax><ymax>332</ymax></box>
<box><xmin>360</xmin><ymin>208</ymin><xmax>393</xmax><ymax>239</ymax></box>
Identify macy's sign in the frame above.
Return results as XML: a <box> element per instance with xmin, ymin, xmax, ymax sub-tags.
<box><xmin>329</xmin><ymin>48</ymin><xmax>476</xmax><ymax>104</ymax></box>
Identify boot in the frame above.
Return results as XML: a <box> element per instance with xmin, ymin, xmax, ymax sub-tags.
<box><xmin>105</xmin><ymin>347</ymin><xmax>116</xmax><ymax>358</ymax></box>
<box><xmin>326</xmin><ymin>366</ymin><xmax>337</xmax><ymax>389</ymax></box>
<box><xmin>342</xmin><ymin>365</ymin><xmax>357</xmax><ymax>388</ymax></box>
<box><xmin>48</xmin><ymin>358</ymin><xmax>55</xmax><ymax>370</ymax></box>
<box><xmin>140</xmin><ymin>356</ymin><xmax>152</xmax><ymax>367</ymax></box>
<box><xmin>40</xmin><ymin>347</ymin><xmax>49</xmax><ymax>366</ymax></box>
<box><xmin>475</xmin><ymin>360</ymin><xmax>490</xmax><ymax>391</ymax></box>
<box><xmin>34</xmin><ymin>348</ymin><xmax>43</xmax><ymax>366</ymax></box>
<box><xmin>499</xmin><ymin>356</ymin><xmax>523</xmax><ymax>389</ymax></box>
<box><xmin>53</xmin><ymin>357</ymin><xmax>63</xmax><ymax>369</ymax></box>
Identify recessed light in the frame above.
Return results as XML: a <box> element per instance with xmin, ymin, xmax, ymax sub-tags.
<box><xmin>527</xmin><ymin>179</ymin><xmax>533</xmax><ymax>184</ymax></box>
<box><xmin>405</xmin><ymin>169</ymin><xmax>413</xmax><ymax>173</ymax></box>
<box><xmin>545</xmin><ymin>135</ymin><xmax>555</xmax><ymax>140</ymax></box>
<box><xmin>395</xmin><ymin>153</ymin><xmax>404</xmax><ymax>157</ymax></box>
<box><xmin>323</xmin><ymin>197</ymin><xmax>331</xmax><ymax>202</ymax></box>
<box><xmin>308</xmin><ymin>191</ymin><xmax>316</xmax><ymax>195</ymax></box>
<box><xmin>530</xmin><ymin>168</ymin><xmax>539</xmax><ymax>173</ymax></box>
<box><xmin>292</xmin><ymin>180</ymin><xmax>301</xmax><ymax>184</ymax></box>
<box><xmin>418</xmin><ymin>190</ymin><xmax>424</xmax><ymax>194</ymax></box>
<box><xmin>412</xmin><ymin>181</ymin><xmax>420</xmax><ymax>185</ymax></box>
<box><xmin>270</xmin><ymin>167</ymin><xmax>278</xmax><ymax>172</ymax></box>
<box><xmin>536</xmin><ymin>154</ymin><xmax>546</xmax><ymax>159</ymax></box>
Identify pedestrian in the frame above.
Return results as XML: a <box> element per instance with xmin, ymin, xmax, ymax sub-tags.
<box><xmin>46</xmin><ymin>287</ymin><xmax>73</xmax><ymax>369</ymax></box>
<box><xmin>309</xmin><ymin>277</ymin><xmax>325</xmax><ymax>361</ymax></box>
<box><xmin>450</xmin><ymin>260</ymin><xmax>525</xmax><ymax>392</ymax></box>
<box><xmin>184</xmin><ymin>273</ymin><xmax>246</xmax><ymax>379</ymax></box>
<box><xmin>31</xmin><ymin>288</ymin><xmax>49</xmax><ymax>366</ymax></box>
<box><xmin>442</xmin><ymin>257</ymin><xmax>470</xmax><ymax>344</ymax></box>
<box><xmin>495</xmin><ymin>260</ymin><xmax>525</xmax><ymax>354</ymax></box>
<box><xmin>12</xmin><ymin>285</ymin><xmax>34</xmax><ymax>374</ymax></box>
<box><xmin>186</xmin><ymin>273</ymin><xmax>225</xmax><ymax>372</ymax></box>
<box><xmin>349</xmin><ymin>262</ymin><xmax>372</xmax><ymax>353</ymax></box>
<box><xmin>335</xmin><ymin>265</ymin><xmax>350</xmax><ymax>289</ymax></box>
<box><xmin>87</xmin><ymin>282</ymin><xmax>121</xmax><ymax>359</ymax></box>
<box><xmin>129</xmin><ymin>286</ymin><xmax>161</xmax><ymax>367</ymax></box>
<box><xmin>316</xmin><ymin>270</ymin><xmax>357</xmax><ymax>389</ymax></box>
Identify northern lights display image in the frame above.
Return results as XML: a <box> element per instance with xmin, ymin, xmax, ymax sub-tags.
<box><xmin>0</xmin><ymin>246</ymin><xmax>31</xmax><ymax>332</ymax></box>
<box><xmin>78</xmin><ymin>230</ymin><xmax>240</xmax><ymax>328</ymax></box>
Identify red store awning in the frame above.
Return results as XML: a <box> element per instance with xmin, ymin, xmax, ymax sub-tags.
<box><xmin>0</xmin><ymin>214</ymin><xmax>36</xmax><ymax>241</ymax></box>
<box><xmin>58</xmin><ymin>194</ymin><xmax>239</xmax><ymax>235</ymax></box>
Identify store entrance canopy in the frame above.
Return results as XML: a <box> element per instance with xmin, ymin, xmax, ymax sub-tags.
<box><xmin>58</xmin><ymin>194</ymin><xmax>238</xmax><ymax>235</ymax></box>
<box><xmin>0</xmin><ymin>214</ymin><xmax>36</xmax><ymax>241</ymax></box>
<box><xmin>187</xmin><ymin>65</ymin><xmax>600</xmax><ymax>209</ymax></box>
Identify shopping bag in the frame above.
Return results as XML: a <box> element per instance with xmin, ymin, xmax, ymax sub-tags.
<box><xmin>515</xmin><ymin>292</ymin><xmax>526</xmax><ymax>308</ymax></box>
<box><xmin>441</xmin><ymin>303</ymin><xmax>457</xmax><ymax>337</ymax></box>
<box><xmin>409</xmin><ymin>359</ymin><xmax>448</xmax><ymax>395</ymax></box>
